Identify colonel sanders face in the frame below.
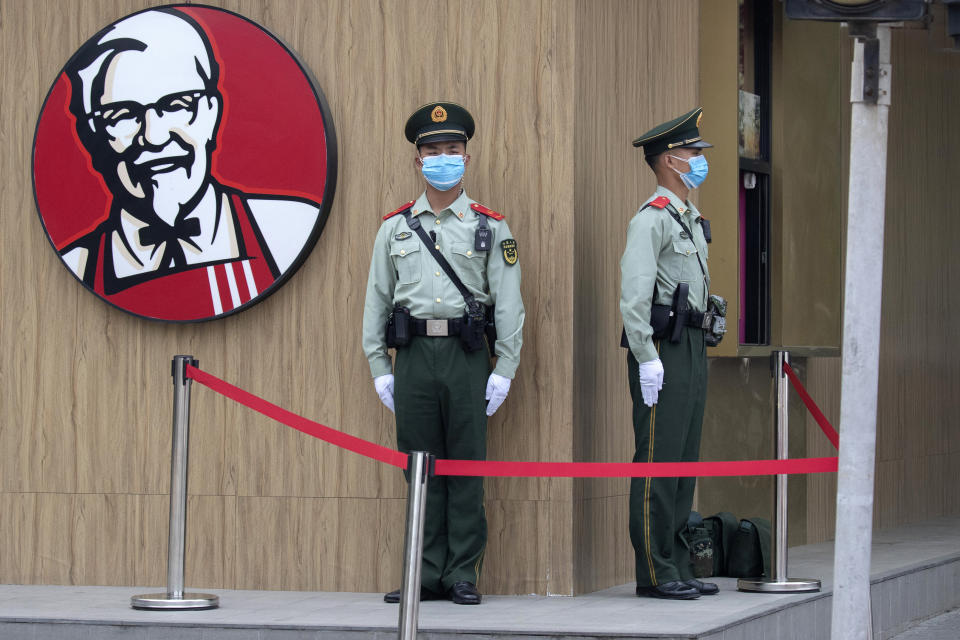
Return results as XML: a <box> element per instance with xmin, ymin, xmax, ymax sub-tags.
<box><xmin>70</xmin><ymin>10</ymin><xmax>222</xmax><ymax>226</ymax></box>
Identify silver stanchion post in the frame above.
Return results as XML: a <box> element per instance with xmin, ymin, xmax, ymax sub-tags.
<box><xmin>398</xmin><ymin>451</ymin><xmax>432</xmax><ymax>640</ymax></box>
<box><xmin>738</xmin><ymin>351</ymin><xmax>821</xmax><ymax>593</ymax></box>
<box><xmin>132</xmin><ymin>355</ymin><xmax>219</xmax><ymax>610</ymax></box>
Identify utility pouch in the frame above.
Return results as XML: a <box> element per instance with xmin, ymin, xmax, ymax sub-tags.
<box><xmin>703</xmin><ymin>511</ymin><xmax>739</xmax><ymax>576</ymax></box>
<box><xmin>670</xmin><ymin>282</ymin><xmax>690</xmax><ymax>344</ymax></box>
<box><xmin>650</xmin><ymin>304</ymin><xmax>673</xmax><ymax>339</ymax></box>
<box><xmin>684</xmin><ymin>512</ymin><xmax>715</xmax><ymax>578</ymax></box>
<box><xmin>385</xmin><ymin>306</ymin><xmax>411</xmax><ymax>348</ymax></box>
<box><xmin>484</xmin><ymin>305</ymin><xmax>497</xmax><ymax>357</ymax></box>
<box><xmin>704</xmin><ymin>294</ymin><xmax>727</xmax><ymax>347</ymax></box>
<box><xmin>460</xmin><ymin>308</ymin><xmax>487</xmax><ymax>353</ymax></box>
<box><xmin>620</xmin><ymin>304</ymin><xmax>673</xmax><ymax>349</ymax></box>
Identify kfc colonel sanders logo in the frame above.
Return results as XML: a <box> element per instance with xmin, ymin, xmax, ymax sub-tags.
<box><xmin>32</xmin><ymin>5</ymin><xmax>336</xmax><ymax>321</ymax></box>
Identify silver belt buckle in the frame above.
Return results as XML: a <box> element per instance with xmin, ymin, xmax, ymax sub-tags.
<box><xmin>701</xmin><ymin>313</ymin><xmax>713</xmax><ymax>329</ymax></box>
<box><xmin>426</xmin><ymin>319</ymin><xmax>448</xmax><ymax>336</ymax></box>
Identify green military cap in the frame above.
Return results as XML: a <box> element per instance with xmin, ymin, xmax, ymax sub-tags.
<box><xmin>632</xmin><ymin>107</ymin><xmax>713</xmax><ymax>156</ymax></box>
<box><xmin>404</xmin><ymin>101</ymin><xmax>475</xmax><ymax>146</ymax></box>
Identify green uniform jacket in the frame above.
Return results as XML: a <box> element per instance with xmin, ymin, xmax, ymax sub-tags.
<box><xmin>362</xmin><ymin>190</ymin><xmax>524</xmax><ymax>379</ymax></box>
<box><xmin>620</xmin><ymin>186</ymin><xmax>710</xmax><ymax>364</ymax></box>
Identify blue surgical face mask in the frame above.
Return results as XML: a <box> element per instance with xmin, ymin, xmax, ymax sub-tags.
<box><xmin>669</xmin><ymin>154</ymin><xmax>708</xmax><ymax>189</ymax></box>
<box><xmin>420</xmin><ymin>154</ymin><xmax>465</xmax><ymax>191</ymax></box>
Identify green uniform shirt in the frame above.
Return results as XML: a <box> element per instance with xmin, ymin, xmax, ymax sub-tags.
<box><xmin>362</xmin><ymin>190</ymin><xmax>524</xmax><ymax>379</ymax></box>
<box><xmin>620</xmin><ymin>186</ymin><xmax>710</xmax><ymax>363</ymax></box>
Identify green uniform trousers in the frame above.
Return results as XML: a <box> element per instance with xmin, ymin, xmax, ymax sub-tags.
<box><xmin>394</xmin><ymin>336</ymin><xmax>490</xmax><ymax>594</ymax></box>
<box><xmin>628</xmin><ymin>327</ymin><xmax>707</xmax><ymax>587</ymax></box>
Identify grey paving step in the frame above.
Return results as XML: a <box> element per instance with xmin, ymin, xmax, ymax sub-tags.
<box><xmin>1</xmin><ymin>516</ymin><xmax>958</xmax><ymax>639</ymax></box>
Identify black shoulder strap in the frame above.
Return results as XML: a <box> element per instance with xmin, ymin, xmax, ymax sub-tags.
<box><xmin>403</xmin><ymin>211</ymin><xmax>480</xmax><ymax>312</ymax></box>
<box><xmin>665</xmin><ymin>204</ymin><xmax>707</xmax><ymax>277</ymax></box>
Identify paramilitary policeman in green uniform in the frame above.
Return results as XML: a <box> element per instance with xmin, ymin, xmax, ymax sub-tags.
<box><xmin>621</xmin><ymin>107</ymin><xmax>721</xmax><ymax>600</ymax></box>
<box><xmin>362</xmin><ymin>102</ymin><xmax>524</xmax><ymax>606</ymax></box>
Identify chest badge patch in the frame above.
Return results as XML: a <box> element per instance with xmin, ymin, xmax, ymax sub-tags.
<box><xmin>394</xmin><ymin>232</ymin><xmax>412</xmax><ymax>241</ymax></box>
<box><xmin>501</xmin><ymin>239</ymin><xmax>518</xmax><ymax>265</ymax></box>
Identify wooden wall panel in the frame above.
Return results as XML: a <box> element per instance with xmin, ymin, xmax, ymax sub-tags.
<box><xmin>872</xmin><ymin>14</ymin><xmax>960</xmax><ymax>529</ymax></box>
<box><xmin>572</xmin><ymin>495</ymin><xmax>631</xmax><ymax>593</ymax></box>
<box><xmin>236</xmin><ymin>497</ymin><xmax>366</xmax><ymax>592</ymax></box>
<box><xmin>4</xmin><ymin>0</ymin><xmax>955</xmax><ymax>598</ymax></box>
<box><xmin>697</xmin><ymin>0</ymin><xmax>740</xmax><ymax>358</ymax></box>
<box><xmin>571</xmin><ymin>0</ymin><xmax>700</xmax><ymax>594</ymax></box>
<box><xmin>0</xmin><ymin>493</ymin><xmax>169</xmax><ymax>586</ymax></box>
<box><xmin>0</xmin><ymin>0</ymin><xmax>575</xmax><ymax>594</ymax></box>
<box><xmin>802</xmin><ymin>12</ymin><xmax>960</xmax><ymax>544</ymax></box>
<box><xmin>804</xmin><ymin>356</ymin><xmax>840</xmax><ymax>545</ymax></box>
<box><xmin>772</xmin><ymin>14</ymin><xmax>845</xmax><ymax>349</ymax></box>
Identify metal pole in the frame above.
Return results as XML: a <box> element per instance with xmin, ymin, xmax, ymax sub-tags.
<box><xmin>398</xmin><ymin>451</ymin><xmax>431</xmax><ymax>640</ymax></box>
<box><xmin>831</xmin><ymin>24</ymin><xmax>890</xmax><ymax>640</ymax></box>
<box><xmin>738</xmin><ymin>351</ymin><xmax>820</xmax><ymax>593</ymax></box>
<box><xmin>167</xmin><ymin>354</ymin><xmax>191</xmax><ymax>598</ymax></box>
<box><xmin>132</xmin><ymin>356</ymin><xmax>219</xmax><ymax>610</ymax></box>
<box><xmin>775</xmin><ymin>351</ymin><xmax>790</xmax><ymax>582</ymax></box>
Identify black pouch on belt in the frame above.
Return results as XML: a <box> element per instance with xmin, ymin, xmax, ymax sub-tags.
<box><xmin>649</xmin><ymin>304</ymin><xmax>673</xmax><ymax>340</ymax></box>
<box><xmin>621</xmin><ymin>282</ymin><xmax>674</xmax><ymax>349</ymax></box>
<box><xmin>670</xmin><ymin>282</ymin><xmax>690</xmax><ymax>344</ymax></box>
<box><xmin>459</xmin><ymin>299</ymin><xmax>488</xmax><ymax>353</ymax></box>
<box><xmin>385</xmin><ymin>306</ymin><xmax>411</xmax><ymax>348</ymax></box>
<box><xmin>484</xmin><ymin>305</ymin><xmax>497</xmax><ymax>357</ymax></box>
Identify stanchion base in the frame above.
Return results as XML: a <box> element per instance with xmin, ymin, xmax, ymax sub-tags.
<box><xmin>130</xmin><ymin>593</ymin><xmax>219</xmax><ymax>610</ymax></box>
<box><xmin>737</xmin><ymin>578</ymin><xmax>821</xmax><ymax>593</ymax></box>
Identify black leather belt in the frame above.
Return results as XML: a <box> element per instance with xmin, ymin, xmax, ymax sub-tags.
<box><xmin>686</xmin><ymin>311</ymin><xmax>713</xmax><ymax>330</ymax></box>
<box><xmin>411</xmin><ymin>317</ymin><xmax>464</xmax><ymax>337</ymax></box>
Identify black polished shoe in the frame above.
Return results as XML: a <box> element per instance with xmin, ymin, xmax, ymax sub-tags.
<box><xmin>635</xmin><ymin>581</ymin><xmax>700</xmax><ymax>600</ymax></box>
<box><xmin>684</xmin><ymin>579</ymin><xmax>719</xmax><ymax>595</ymax></box>
<box><xmin>447</xmin><ymin>581</ymin><xmax>482</xmax><ymax>605</ymax></box>
<box><xmin>383</xmin><ymin>587</ymin><xmax>444</xmax><ymax>603</ymax></box>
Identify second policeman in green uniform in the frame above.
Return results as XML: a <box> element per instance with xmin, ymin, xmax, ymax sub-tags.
<box><xmin>362</xmin><ymin>102</ymin><xmax>524</xmax><ymax>605</ymax></box>
<box><xmin>621</xmin><ymin>107</ymin><xmax>719</xmax><ymax>600</ymax></box>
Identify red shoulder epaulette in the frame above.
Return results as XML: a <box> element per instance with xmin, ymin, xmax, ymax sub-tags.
<box><xmin>383</xmin><ymin>201</ymin><xmax>415</xmax><ymax>220</ymax></box>
<box><xmin>649</xmin><ymin>196</ymin><xmax>670</xmax><ymax>209</ymax></box>
<box><xmin>470</xmin><ymin>202</ymin><xmax>504</xmax><ymax>221</ymax></box>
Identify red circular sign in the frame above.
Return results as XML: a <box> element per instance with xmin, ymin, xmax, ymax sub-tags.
<box><xmin>33</xmin><ymin>5</ymin><xmax>336</xmax><ymax>321</ymax></box>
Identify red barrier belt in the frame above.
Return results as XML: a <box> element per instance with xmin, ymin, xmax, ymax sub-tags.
<box><xmin>434</xmin><ymin>456</ymin><xmax>837</xmax><ymax>478</ymax></box>
<box><xmin>185</xmin><ymin>364</ymin><xmax>838</xmax><ymax>479</ymax></box>
<box><xmin>783</xmin><ymin>362</ymin><xmax>840</xmax><ymax>450</ymax></box>
<box><xmin>186</xmin><ymin>365</ymin><xmax>409</xmax><ymax>470</ymax></box>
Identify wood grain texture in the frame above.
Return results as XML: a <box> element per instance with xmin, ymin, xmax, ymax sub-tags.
<box><xmin>697</xmin><ymin>0</ymin><xmax>740</xmax><ymax>359</ymax></box>
<box><xmin>571</xmin><ymin>0</ymin><xmax>699</xmax><ymax>594</ymax></box>
<box><xmin>804</xmin><ymin>356</ymin><xmax>840</xmax><ymax>545</ymax></box>
<box><xmin>802</xmin><ymin>11</ymin><xmax>960</xmax><ymax>544</ymax></box>
<box><xmin>3</xmin><ymin>0</ymin><xmax>957</xmax><ymax>596</ymax></box>
<box><xmin>234</xmin><ymin>496</ymin><xmax>404</xmax><ymax>592</ymax></box>
<box><xmin>772</xmin><ymin>14</ymin><xmax>844</xmax><ymax>349</ymax></box>
<box><xmin>0</xmin><ymin>0</ymin><xmax>575</xmax><ymax>594</ymax></box>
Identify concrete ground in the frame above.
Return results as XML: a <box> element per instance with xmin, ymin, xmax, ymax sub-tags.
<box><xmin>889</xmin><ymin>608</ymin><xmax>960</xmax><ymax>640</ymax></box>
<box><xmin>0</xmin><ymin>517</ymin><xmax>958</xmax><ymax>639</ymax></box>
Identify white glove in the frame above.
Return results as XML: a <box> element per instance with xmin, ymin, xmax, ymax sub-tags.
<box><xmin>637</xmin><ymin>358</ymin><xmax>664</xmax><ymax>407</ymax></box>
<box><xmin>374</xmin><ymin>374</ymin><xmax>395</xmax><ymax>413</ymax></box>
<box><xmin>485</xmin><ymin>373</ymin><xmax>512</xmax><ymax>416</ymax></box>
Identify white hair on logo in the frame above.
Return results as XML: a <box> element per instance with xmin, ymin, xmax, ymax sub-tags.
<box><xmin>75</xmin><ymin>9</ymin><xmax>215</xmax><ymax>126</ymax></box>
